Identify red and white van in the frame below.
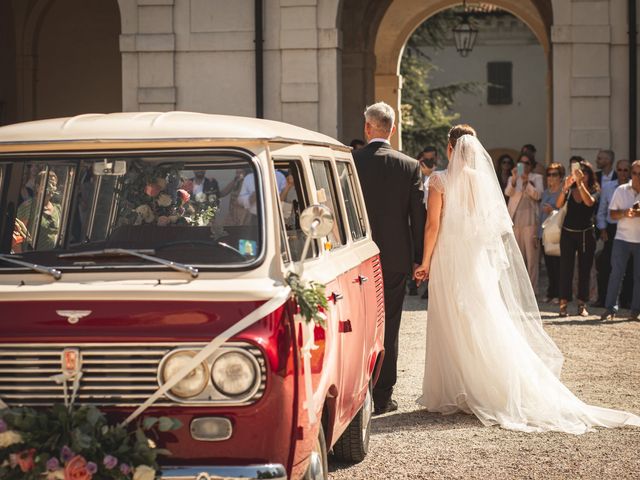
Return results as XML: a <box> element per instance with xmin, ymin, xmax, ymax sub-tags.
<box><xmin>0</xmin><ymin>112</ymin><xmax>384</xmax><ymax>480</ymax></box>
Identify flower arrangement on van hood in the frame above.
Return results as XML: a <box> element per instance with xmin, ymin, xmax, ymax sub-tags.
<box><xmin>0</xmin><ymin>405</ymin><xmax>180</xmax><ymax>479</ymax></box>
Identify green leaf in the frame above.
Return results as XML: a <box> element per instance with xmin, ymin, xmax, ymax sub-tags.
<box><xmin>157</xmin><ymin>416</ymin><xmax>177</xmax><ymax>432</ymax></box>
<box><xmin>142</xmin><ymin>416</ymin><xmax>159</xmax><ymax>430</ymax></box>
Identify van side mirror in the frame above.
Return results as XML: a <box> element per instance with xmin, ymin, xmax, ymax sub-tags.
<box><xmin>293</xmin><ymin>205</ymin><xmax>334</xmax><ymax>274</ymax></box>
<box><xmin>93</xmin><ymin>159</ymin><xmax>127</xmax><ymax>176</ymax></box>
<box><xmin>299</xmin><ymin>204</ymin><xmax>334</xmax><ymax>239</ymax></box>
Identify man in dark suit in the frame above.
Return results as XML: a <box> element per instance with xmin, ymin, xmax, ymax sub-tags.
<box><xmin>353</xmin><ymin>102</ymin><xmax>425</xmax><ymax>415</ymax></box>
<box><xmin>595</xmin><ymin>149</ymin><xmax>617</xmax><ymax>188</ymax></box>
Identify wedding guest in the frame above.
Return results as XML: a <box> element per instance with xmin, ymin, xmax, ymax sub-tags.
<box><xmin>601</xmin><ymin>160</ymin><xmax>640</xmax><ymax>321</ymax></box>
<box><xmin>505</xmin><ymin>152</ymin><xmax>543</xmax><ymax>290</ymax></box>
<box><xmin>238</xmin><ymin>169</ymin><xmax>287</xmax><ymax>224</ymax></box>
<box><xmin>410</xmin><ymin>147</ymin><xmax>437</xmax><ymax>299</ymax></box>
<box><xmin>595</xmin><ymin>159</ymin><xmax>633</xmax><ymax>308</ymax></box>
<box><xmin>496</xmin><ymin>153</ymin><xmax>514</xmax><ymax>203</ymax></box>
<box><xmin>13</xmin><ymin>170</ymin><xmax>61</xmax><ymax>252</ymax></box>
<box><xmin>539</xmin><ymin>162</ymin><xmax>564</xmax><ymax>303</ymax></box>
<box><xmin>521</xmin><ymin>143</ymin><xmax>546</xmax><ymax>180</ymax></box>
<box><xmin>350</xmin><ymin>139</ymin><xmax>365</xmax><ymax>151</ymax></box>
<box><xmin>181</xmin><ymin>170</ymin><xmax>220</xmax><ymax>201</ymax></box>
<box><xmin>223</xmin><ymin>169</ymin><xmax>250</xmax><ymax>226</ymax></box>
<box><xmin>556</xmin><ymin>160</ymin><xmax>600</xmax><ymax>317</ymax></box>
<box><xmin>595</xmin><ymin>149</ymin><xmax>617</xmax><ymax>188</ymax></box>
<box><xmin>19</xmin><ymin>164</ymin><xmax>39</xmax><ymax>203</ymax></box>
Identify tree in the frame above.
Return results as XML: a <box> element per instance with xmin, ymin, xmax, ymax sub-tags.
<box><xmin>400</xmin><ymin>9</ymin><xmax>480</xmax><ymax>157</ymax></box>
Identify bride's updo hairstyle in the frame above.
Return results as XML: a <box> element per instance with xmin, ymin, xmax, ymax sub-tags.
<box><xmin>448</xmin><ymin>124</ymin><xmax>477</xmax><ymax>148</ymax></box>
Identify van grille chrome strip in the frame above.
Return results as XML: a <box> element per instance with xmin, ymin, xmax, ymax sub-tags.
<box><xmin>0</xmin><ymin>343</ymin><xmax>266</xmax><ymax>408</ymax></box>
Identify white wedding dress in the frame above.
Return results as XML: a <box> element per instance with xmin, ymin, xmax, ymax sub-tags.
<box><xmin>417</xmin><ymin>135</ymin><xmax>640</xmax><ymax>434</ymax></box>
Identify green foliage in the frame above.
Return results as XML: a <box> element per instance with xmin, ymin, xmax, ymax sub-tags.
<box><xmin>286</xmin><ymin>272</ymin><xmax>329</xmax><ymax>326</ymax></box>
<box><xmin>400</xmin><ymin>9</ymin><xmax>481</xmax><ymax>157</ymax></box>
<box><xmin>0</xmin><ymin>405</ymin><xmax>180</xmax><ymax>479</ymax></box>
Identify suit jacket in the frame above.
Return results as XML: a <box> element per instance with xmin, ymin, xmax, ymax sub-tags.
<box><xmin>354</xmin><ymin>141</ymin><xmax>425</xmax><ymax>274</ymax></box>
<box><xmin>596</xmin><ymin>169</ymin><xmax>617</xmax><ymax>187</ymax></box>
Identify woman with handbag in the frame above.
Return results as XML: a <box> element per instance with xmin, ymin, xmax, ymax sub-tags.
<box><xmin>556</xmin><ymin>160</ymin><xmax>600</xmax><ymax>317</ymax></box>
<box><xmin>540</xmin><ymin>163</ymin><xmax>565</xmax><ymax>303</ymax></box>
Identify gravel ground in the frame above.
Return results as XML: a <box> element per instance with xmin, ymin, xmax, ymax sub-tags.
<box><xmin>329</xmin><ymin>293</ymin><xmax>640</xmax><ymax>479</ymax></box>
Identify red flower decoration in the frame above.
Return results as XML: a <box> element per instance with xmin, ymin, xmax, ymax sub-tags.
<box><xmin>144</xmin><ymin>183</ymin><xmax>162</xmax><ymax>198</ymax></box>
<box><xmin>17</xmin><ymin>448</ymin><xmax>36</xmax><ymax>472</ymax></box>
<box><xmin>177</xmin><ymin>189</ymin><xmax>191</xmax><ymax>206</ymax></box>
<box><xmin>64</xmin><ymin>455</ymin><xmax>93</xmax><ymax>480</ymax></box>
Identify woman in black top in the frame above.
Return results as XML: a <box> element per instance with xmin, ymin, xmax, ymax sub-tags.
<box><xmin>556</xmin><ymin>161</ymin><xmax>600</xmax><ymax>317</ymax></box>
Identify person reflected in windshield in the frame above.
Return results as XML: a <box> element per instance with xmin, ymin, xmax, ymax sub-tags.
<box><xmin>12</xmin><ymin>170</ymin><xmax>61</xmax><ymax>252</ymax></box>
<box><xmin>181</xmin><ymin>170</ymin><xmax>220</xmax><ymax>204</ymax></box>
<box><xmin>238</xmin><ymin>169</ymin><xmax>286</xmax><ymax>225</ymax></box>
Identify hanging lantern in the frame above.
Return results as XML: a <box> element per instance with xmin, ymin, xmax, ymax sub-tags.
<box><xmin>453</xmin><ymin>1</ymin><xmax>478</xmax><ymax>57</ymax></box>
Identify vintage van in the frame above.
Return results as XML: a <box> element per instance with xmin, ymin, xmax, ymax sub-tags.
<box><xmin>0</xmin><ymin>112</ymin><xmax>384</xmax><ymax>480</ymax></box>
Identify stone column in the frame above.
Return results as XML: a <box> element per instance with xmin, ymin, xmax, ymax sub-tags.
<box><xmin>119</xmin><ymin>0</ymin><xmax>176</xmax><ymax>112</ymax></box>
<box><xmin>278</xmin><ymin>0</ymin><xmax>341</xmax><ymax>138</ymax></box>
<box><xmin>552</xmin><ymin>0</ymin><xmax>613</xmax><ymax>163</ymax></box>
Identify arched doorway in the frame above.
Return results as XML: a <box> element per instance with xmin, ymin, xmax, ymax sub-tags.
<box><xmin>0</xmin><ymin>0</ymin><xmax>122</xmax><ymax>124</ymax></box>
<box><xmin>341</xmin><ymin>0</ymin><xmax>553</xmax><ymax>162</ymax></box>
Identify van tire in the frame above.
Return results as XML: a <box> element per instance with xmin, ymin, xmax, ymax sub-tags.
<box><xmin>304</xmin><ymin>423</ymin><xmax>328</xmax><ymax>480</ymax></box>
<box><xmin>332</xmin><ymin>384</ymin><xmax>372</xmax><ymax>463</ymax></box>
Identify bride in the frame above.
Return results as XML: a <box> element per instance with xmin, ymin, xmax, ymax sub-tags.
<box><xmin>413</xmin><ymin>125</ymin><xmax>640</xmax><ymax>434</ymax></box>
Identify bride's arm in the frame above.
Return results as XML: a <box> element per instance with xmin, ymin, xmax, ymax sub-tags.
<box><xmin>415</xmin><ymin>187</ymin><xmax>443</xmax><ymax>282</ymax></box>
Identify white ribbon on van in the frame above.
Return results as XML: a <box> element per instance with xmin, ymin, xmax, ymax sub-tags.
<box><xmin>122</xmin><ymin>286</ymin><xmax>292</xmax><ymax>426</ymax></box>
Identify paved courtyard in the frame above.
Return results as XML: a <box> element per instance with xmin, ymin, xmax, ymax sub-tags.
<box><xmin>329</xmin><ymin>294</ymin><xmax>640</xmax><ymax>479</ymax></box>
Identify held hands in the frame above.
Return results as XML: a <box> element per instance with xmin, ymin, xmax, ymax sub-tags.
<box><xmin>413</xmin><ymin>263</ymin><xmax>430</xmax><ymax>285</ymax></box>
<box><xmin>542</xmin><ymin>203</ymin><xmax>554</xmax><ymax>214</ymax></box>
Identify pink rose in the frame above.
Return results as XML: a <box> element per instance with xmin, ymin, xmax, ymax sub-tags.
<box><xmin>157</xmin><ymin>216</ymin><xmax>170</xmax><ymax>227</ymax></box>
<box><xmin>64</xmin><ymin>455</ymin><xmax>92</xmax><ymax>480</ymax></box>
<box><xmin>177</xmin><ymin>189</ymin><xmax>190</xmax><ymax>206</ymax></box>
<box><xmin>144</xmin><ymin>183</ymin><xmax>162</xmax><ymax>198</ymax></box>
<box><xmin>17</xmin><ymin>448</ymin><xmax>35</xmax><ymax>472</ymax></box>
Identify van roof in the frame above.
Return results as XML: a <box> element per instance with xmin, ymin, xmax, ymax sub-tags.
<box><xmin>0</xmin><ymin>112</ymin><xmax>348</xmax><ymax>150</ymax></box>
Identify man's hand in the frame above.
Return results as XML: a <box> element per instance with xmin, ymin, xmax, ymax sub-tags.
<box><xmin>542</xmin><ymin>203</ymin><xmax>554</xmax><ymax>214</ymax></box>
<box><xmin>600</xmin><ymin>229</ymin><xmax>609</xmax><ymax>242</ymax></box>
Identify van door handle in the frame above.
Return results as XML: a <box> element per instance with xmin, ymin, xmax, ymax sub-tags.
<box><xmin>339</xmin><ymin>319</ymin><xmax>353</xmax><ymax>333</ymax></box>
<box><xmin>353</xmin><ymin>275</ymin><xmax>368</xmax><ymax>285</ymax></box>
<box><xmin>329</xmin><ymin>292</ymin><xmax>344</xmax><ymax>304</ymax></box>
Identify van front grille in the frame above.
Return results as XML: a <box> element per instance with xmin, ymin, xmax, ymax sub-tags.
<box><xmin>0</xmin><ymin>343</ymin><xmax>266</xmax><ymax>407</ymax></box>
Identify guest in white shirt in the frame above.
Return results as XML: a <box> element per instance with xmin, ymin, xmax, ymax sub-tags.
<box><xmin>595</xmin><ymin>159</ymin><xmax>632</xmax><ymax>307</ymax></box>
<box><xmin>238</xmin><ymin>170</ymin><xmax>287</xmax><ymax>222</ymax></box>
<box><xmin>602</xmin><ymin>160</ymin><xmax>640</xmax><ymax>320</ymax></box>
<box><xmin>505</xmin><ymin>152</ymin><xmax>544</xmax><ymax>290</ymax></box>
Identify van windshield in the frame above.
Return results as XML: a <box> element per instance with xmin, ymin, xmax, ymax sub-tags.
<box><xmin>2</xmin><ymin>152</ymin><xmax>263</xmax><ymax>273</ymax></box>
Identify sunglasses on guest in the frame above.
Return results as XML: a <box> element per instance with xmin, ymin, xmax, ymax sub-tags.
<box><xmin>546</xmin><ymin>172</ymin><xmax>560</xmax><ymax>177</ymax></box>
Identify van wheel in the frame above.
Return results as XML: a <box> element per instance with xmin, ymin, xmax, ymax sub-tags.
<box><xmin>304</xmin><ymin>423</ymin><xmax>328</xmax><ymax>480</ymax></box>
<box><xmin>332</xmin><ymin>385</ymin><xmax>372</xmax><ymax>463</ymax></box>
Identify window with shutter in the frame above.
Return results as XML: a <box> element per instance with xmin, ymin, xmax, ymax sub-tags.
<box><xmin>487</xmin><ymin>61</ymin><xmax>512</xmax><ymax>105</ymax></box>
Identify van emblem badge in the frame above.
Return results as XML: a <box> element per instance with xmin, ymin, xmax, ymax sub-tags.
<box><xmin>61</xmin><ymin>348</ymin><xmax>82</xmax><ymax>376</ymax></box>
<box><xmin>56</xmin><ymin>310</ymin><xmax>92</xmax><ymax>324</ymax></box>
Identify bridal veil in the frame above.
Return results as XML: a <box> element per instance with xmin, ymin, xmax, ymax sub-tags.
<box><xmin>418</xmin><ymin>134</ymin><xmax>640</xmax><ymax>433</ymax></box>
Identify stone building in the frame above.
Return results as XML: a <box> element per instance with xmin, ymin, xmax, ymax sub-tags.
<box><xmin>0</xmin><ymin>0</ymin><xmax>638</xmax><ymax>164</ymax></box>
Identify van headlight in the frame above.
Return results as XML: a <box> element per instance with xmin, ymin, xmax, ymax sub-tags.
<box><xmin>160</xmin><ymin>350</ymin><xmax>209</xmax><ymax>398</ymax></box>
<box><xmin>211</xmin><ymin>351</ymin><xmax>257</xmax><ymax>397</ymax></box>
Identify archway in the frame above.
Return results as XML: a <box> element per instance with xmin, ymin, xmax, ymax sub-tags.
<box><xmin>340</xmin><ymin>0</ymin><xmax>553</xmax><ymax>162</ymax></box>
<box><xmin>1</xmin><ymin>0</ymin><xmax>122</xmax><ymax>124</ymax></box>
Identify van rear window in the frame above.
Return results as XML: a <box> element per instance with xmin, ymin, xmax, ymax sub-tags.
<box><xmin>1</xmin><ymin>152</ymin><xmax>263</xmax><ymax>273</ymax></box>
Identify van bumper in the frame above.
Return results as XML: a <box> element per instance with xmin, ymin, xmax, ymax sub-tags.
<box><xmin>160</xmin><ymin>464</ymin><xmax>287</xmax><ymax>480</ymax></box>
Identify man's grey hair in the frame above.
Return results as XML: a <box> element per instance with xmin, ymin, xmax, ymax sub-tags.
<box><xmin>364</xmin><ymin>102</ymin><xmax>395</xmax><ymax>132</ymax></box>
<box><xmin>600</xmin><ymin>149</ymin><xmax>615</xmax><ymax>163</ymax></box>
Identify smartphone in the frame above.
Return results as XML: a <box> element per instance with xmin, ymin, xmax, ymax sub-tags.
<box><xmin>570</xmin><ymin>162</ymin><xmax>580</xmax><ymax>174</ymax></box>
<box><xmin>517</xmin><ymin>163</ymin><xmax>524</xmax><ymax>176</ymax></box>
